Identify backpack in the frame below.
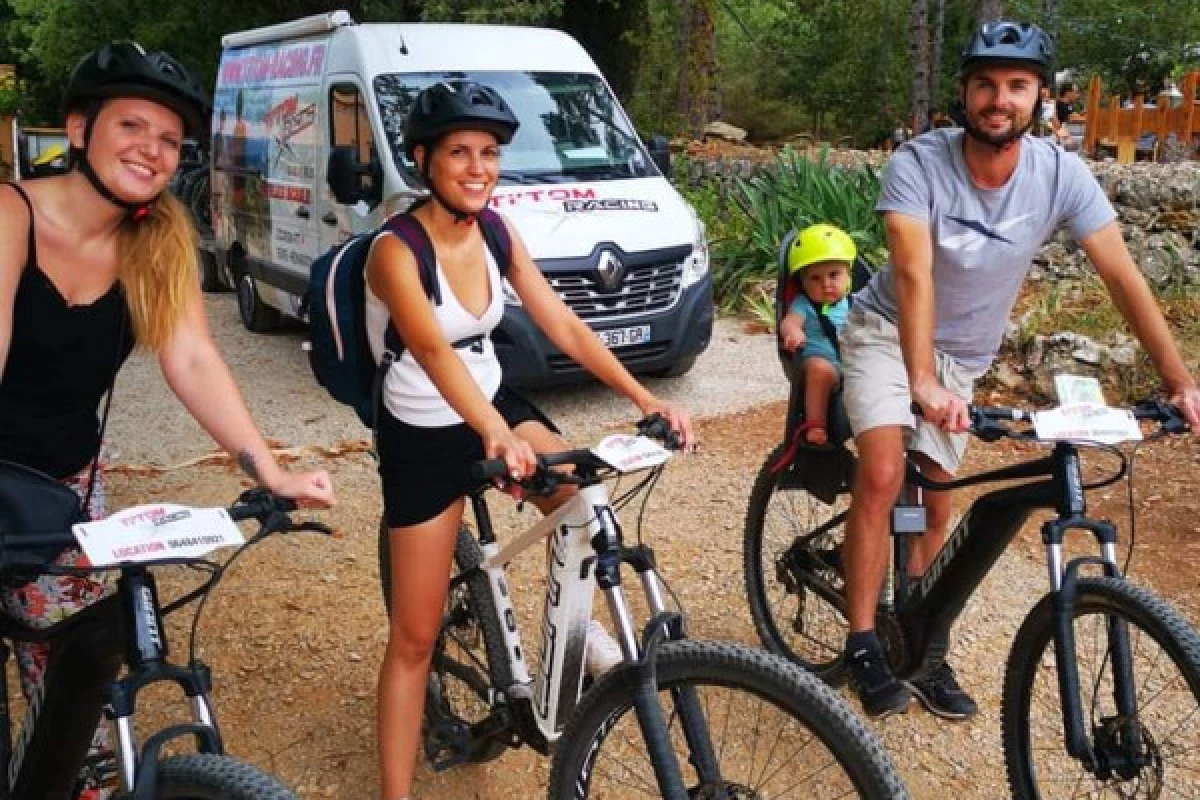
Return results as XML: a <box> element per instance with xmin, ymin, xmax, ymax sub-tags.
<box><xmin>303</xmin><ymin>205</ymin><xmax>513</xmax><ymax>428</ymax></box>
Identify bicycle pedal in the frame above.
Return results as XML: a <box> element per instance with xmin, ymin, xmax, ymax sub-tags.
<box><xmin>424</xmin><ymin>719</ymin><xmax>472</xmax><ymax>772</ymax></box>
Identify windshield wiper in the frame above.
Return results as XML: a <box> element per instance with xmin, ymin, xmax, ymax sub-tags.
<box><xmin>560</xmin><ymin>164</ymin><xmax>640</xmax><ymax>180</ymax></box>
<box><xmin>498</xmin><ymin>170</ymin><xmax>545</xmax><ymax>185</ymax></box>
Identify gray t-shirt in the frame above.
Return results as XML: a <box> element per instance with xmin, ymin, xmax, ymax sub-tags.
<box><xmin>856</xmin><ymin>128</ymin><xmax>1115</xmax><ymax>370</ymax></box>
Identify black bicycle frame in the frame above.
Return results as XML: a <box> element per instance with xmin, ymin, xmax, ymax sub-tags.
<box><xmin>0</xmin><ymin>566</ymin><xmax>223</xmax><ymax>800</ymax></box>
<box><xmin>890</xmin><ymin>440</ymin><xmax>1132</xmax><ymax>765</ymax></box>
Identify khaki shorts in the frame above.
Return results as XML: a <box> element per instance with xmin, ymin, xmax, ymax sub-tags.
<box><xmin>841</xmin><ymin>307</ymin><xmax>985</xmax><ymax>474</ymax></box>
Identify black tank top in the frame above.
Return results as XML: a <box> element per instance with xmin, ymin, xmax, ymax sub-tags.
<box><xmin>0</xmin><ymin>183</ymin><xmax>135</xmax><ymax>479</ymax></box>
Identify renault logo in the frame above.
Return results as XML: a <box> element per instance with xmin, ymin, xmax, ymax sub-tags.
<box><xmin>595</xmin><ymin>250</ymin><xmax>626</xmax><ymax>293</ymax></box>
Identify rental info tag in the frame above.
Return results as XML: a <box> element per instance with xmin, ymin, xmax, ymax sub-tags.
<box><xmin>73</xmin><ymin>504</ymin><xmax>245</xmax><ymax>566</ymax></box>
<box><xmin>591</xmin><ymin>435</ymin><xmax>672</xmax><ymax>473</ymax></box>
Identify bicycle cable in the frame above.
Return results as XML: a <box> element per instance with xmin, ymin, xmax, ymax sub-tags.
<box><xmin>186</xmin><ymin>524</ymin><xmax>275</xmax><ymax>665</ymax></box>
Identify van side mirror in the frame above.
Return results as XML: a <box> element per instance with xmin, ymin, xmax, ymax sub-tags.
<box><xmin>647</xmin><ymin>135</ymin><xmax>671</xmax><ymax>176</ymax></box>
<box><xmin>327</xmin><ymin>146</ymin><xmax>363</xmax><ymax>205</ymax></box>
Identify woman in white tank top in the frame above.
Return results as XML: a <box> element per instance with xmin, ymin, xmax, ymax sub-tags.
<box><xmin>365</xmin><ymin>82</ymin><xmax>695</xmax><ymax>800</ymax></box>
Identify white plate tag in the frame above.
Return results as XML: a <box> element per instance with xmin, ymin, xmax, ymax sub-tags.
<box><xmin>1033</xmin><ymin>404</ymin><xmax>1143</xmax><ymax>445</ymax></box>
<box><xmin>72</xmin><ymin>504</ymin><xmax>245</xmax><ymax>567</ymax></box>
<box><xmin>591</xmin><ymin>434</ymin><xmax>672</xmax><ymax>473</ymax></box>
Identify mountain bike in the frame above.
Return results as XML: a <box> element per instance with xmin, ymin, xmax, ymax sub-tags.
<box><xmin>0</xmin><ymin>488</ymin><xmax>331</xmax><ymax>799</ymax></box>
<box><xmin>744</xmin><ymin>398</ymin><xmax>1200</xmax><ymax>797</ymax></box>
<box><xmin>381</xmin><ymin>415</ymin><xmax>909</xmax><ymax>799</ymax></box>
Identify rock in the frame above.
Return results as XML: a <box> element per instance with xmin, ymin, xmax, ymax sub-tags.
<box><xmin>703</xmin><ymin>121</ymin><xmax>748</xmax><ymax>142</ymax></box>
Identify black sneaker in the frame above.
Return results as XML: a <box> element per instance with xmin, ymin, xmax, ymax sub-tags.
<box><xmin>907</xmin><ymin>662</ymin><xmax>978</xmax><ymax>720</ymax></box>
<box><xmin>846</xmin><ymin>644</ymin><xmax>911</xmax><ymax>718</ymax></box>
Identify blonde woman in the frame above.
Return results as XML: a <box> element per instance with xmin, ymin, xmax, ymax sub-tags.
<box><xmin>0</xmin><ymin>43</ymin><xmax>335</xmax><ymax>798</ymax></box>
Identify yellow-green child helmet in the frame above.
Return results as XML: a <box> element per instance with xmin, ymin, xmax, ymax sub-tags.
<box><xmin>787</xmin><ymin>223</ymin><xmax>857</xmax><ymax>274</ymax></box>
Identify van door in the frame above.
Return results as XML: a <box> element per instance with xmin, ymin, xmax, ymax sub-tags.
<box><xmin>317</xmin><ymin>78</ymin><xmax>383</xmax><ymax>254</ymax></box>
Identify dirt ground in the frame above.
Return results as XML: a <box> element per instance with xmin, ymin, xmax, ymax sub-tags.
<box><xmin>42</xmin><ymin>296</ymin><xmax>1200</xmax><ymax>799</ymax></box>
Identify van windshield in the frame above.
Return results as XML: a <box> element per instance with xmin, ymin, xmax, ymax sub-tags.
<box><xmin>374</xmin><ymin>72</ymin><xmax>658</xmax><ymax>183</ymax></box>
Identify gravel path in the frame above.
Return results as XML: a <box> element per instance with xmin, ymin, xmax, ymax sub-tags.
<box><xmin>106</xmin><ymin>295</ymin><xmax>788</xmax><ymax>466</ymax></box>
<box><xmin>93</xmin><ymin>295</ymin><xmax>1199</xmax><ymax>800</ymax></box>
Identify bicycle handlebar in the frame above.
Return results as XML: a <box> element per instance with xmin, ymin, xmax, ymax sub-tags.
<box><xmin>910</xmin><ymin>399</ymin><xmax>1189</xmax><ymax>443</ymax></box>
<box><xmin>470</xmin><ymin>414</ymin><xmax>683</xmax><ymax>494</ymax></box>
<box><xmin>0</xmin><ymin>488</ymin><xmax>332</xmax><ymax>571</ymax></box>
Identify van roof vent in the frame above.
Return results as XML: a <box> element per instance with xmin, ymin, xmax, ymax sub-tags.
<box><xmin>221</xmin><ymin>10</ymin><xmax>354</xmax><ymax>48</ymax></box>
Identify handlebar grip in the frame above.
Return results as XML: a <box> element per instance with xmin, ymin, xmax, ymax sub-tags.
<box><xmin>228</xmin><ymin>491</ymin><xmax>297</xmax><ymax>522</ymax></box>
<box><xmin>636</xmin><ymin>413</ymin><xmax>683</xmax><ymax>450</ymax></box>
<box><xmin>470</xmin><ymin>458</ymin><xmax>511</xmax><ymax>484</ymax></box>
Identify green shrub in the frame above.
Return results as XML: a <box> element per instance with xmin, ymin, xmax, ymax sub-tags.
<box><xmin>682</xmin><ymin>146</ymin><xmax>885</xmax><ymax>311</ymax></box>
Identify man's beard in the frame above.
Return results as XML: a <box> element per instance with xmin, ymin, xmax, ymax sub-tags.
<box><xmin>962</xmin><ymin>103</ymin><xmax>1034</xmax><ymax>149</ymax></box>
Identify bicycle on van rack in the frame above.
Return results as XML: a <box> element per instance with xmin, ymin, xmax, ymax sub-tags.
<box><xmin>744</xmin><ymin>398</ymin><xmax>1200</xmax><ymax>798</ymax></box>
<box><xmin>0</xmin><ymin>488</ymin><xmax>332</xmax><ymax>800</ymax></box>
<box><xmin>382</xmin><ymin>415</ymin><xmax>909</xmax><ymax>799</ymax></box>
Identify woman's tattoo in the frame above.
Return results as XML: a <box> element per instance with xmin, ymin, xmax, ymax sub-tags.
<box><xmin>237</xmin><ymin>450</ymin><xmax>263</xmax><ymax>484</ymax></box>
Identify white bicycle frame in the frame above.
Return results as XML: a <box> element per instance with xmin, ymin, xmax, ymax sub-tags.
<box><xmin>472</xmin><ymin>479</ymin><xmax>668</xmax><ymax>743</ymax></box>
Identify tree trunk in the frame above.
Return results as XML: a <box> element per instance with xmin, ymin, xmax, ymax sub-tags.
<box><xmin>929</xmin><ymin>0</ymin><xmax>946</xmax><ymax>117</ymax></box>
<box><xmin>1042</xmin><ymin>0</ymin><xmax>1059</xmax><ymax>40</ymax></box>
<box><xmin>675</xmin><ymin>0</ymin><xmax>720</xmax><ymax>138</ymax></box>
<box><xmin>977</xmin><ymin>0</ymin><xmax>1003</xmax><ymax>24</ymax></box>
<box><xmin>909</xmin><ymin>0</ymin><xmax>931</xmax><ymax>136</ymax></box>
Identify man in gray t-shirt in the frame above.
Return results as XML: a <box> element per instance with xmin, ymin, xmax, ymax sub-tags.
<box><xmin>839</xmin><ymin>21</ymin><xmax>1200</xmax><ymax>721</ymax></box>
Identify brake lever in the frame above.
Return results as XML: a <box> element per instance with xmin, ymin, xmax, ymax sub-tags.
<box><xmin>291</xmin><ymin>520</ymin><xmax>336</xmax><ymax>536</ymax></box>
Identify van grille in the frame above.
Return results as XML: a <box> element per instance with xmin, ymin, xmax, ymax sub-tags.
<box><xmin>548</xmin><ymin>260</ymin><xmax>684</xmax><ymax>322</ymax></box>
<box><xmin>548</xmin><ymin>342</ymin><xmax>671</xmax><ymax>373</ymax></box>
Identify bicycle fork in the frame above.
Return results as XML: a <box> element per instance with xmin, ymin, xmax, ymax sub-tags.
<box><xmin>109</xmin><ymin>569</ymin><xmax>223</xmax><ymax>799</ymax></box>
<box><xmin>594</xmin><ymin>519</ymin><xmax>726</xmax><ymax>800</ymax></box>
<box><xmin>1043</xmin><ymin>516</ymin><xmax>1142</xmax><ymax>774</ymax></box>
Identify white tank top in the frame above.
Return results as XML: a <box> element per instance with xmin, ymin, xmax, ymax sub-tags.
<box><xmin>365</xmin><ymin>234</ymin><xmax>504</xmax><ymax>427</ymax></box>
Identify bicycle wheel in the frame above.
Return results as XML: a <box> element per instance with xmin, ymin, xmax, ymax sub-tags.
<box><xmin>547</xmin><ymin>639</ymin><xmax>909</xmax><ymax>799</ymax></box>
<box><xmin>423</xmin><ymin>527</ymin><xmax>512</xmax><ymax>765</ymax></box>
<box><xmin>744</xmin><ymin>448</ymin><xmax>851</xmax><ymax>683</ymax></box>
<box><xmin>1002</xmin><ymin>577</ymin><xmax>1200</xmax><ymax>798</ymax></box>
<box><xmin>154</xmin><ymin>753</ymin><xmax>296</xmax><ymax>798</ymax></box>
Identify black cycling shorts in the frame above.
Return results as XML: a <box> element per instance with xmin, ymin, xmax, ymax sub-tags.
<box><xmin>376</xmin><ymin>385</ymin><xmax>558</xmax><ymax>528</ymax></box>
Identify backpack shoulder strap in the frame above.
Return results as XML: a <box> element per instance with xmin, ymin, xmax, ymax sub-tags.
<box><xmin>4</xmin><ymin>182</ymin><xmax>37</xmax><ymax>271</ymax></box>
<box><xmin>381</xmin><ymin>213</ymin><xmax>441</xmax><ymax>305</ymax></box>
<box><xmin>477</xmin><ymin>208</ymin><xmax>513</xmax><ymax>277</ymax></box>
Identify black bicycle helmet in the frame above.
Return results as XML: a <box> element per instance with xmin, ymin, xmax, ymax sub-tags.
<box><xmin>403</xmin><ymin>81</ymin><xmax>519</xmax><ymax>160</ymax></box>
<box><xmin>65</xmin><ymin>42</ymin><xmax>209</xmax><ymax>138</ymax></box>
<box><xmin>960</xmin><ymin>21</ymin><xmax>1054</xmax><ymax>84</ymax></box>
<box><xmin>63</xmin><ymin>42</ymin><xmax>208</xmax><ymax>219</ymax></box>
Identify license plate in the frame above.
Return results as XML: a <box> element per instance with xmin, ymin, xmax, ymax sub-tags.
<box><xmin>596</xmin><ymin>325</ymin><xmax>650</xmax><ymax>349</ymax></box>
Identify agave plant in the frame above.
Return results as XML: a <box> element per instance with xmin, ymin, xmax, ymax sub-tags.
<box><xmin>704</xmin><ymin>146</ymin><xmax>886</xmax><ymax>310</ymax></box>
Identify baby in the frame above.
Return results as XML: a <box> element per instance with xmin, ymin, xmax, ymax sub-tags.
<box><xmin>778</xmin><ymin>223</ymin><xmax>856</xmax><ymax>446</ymax></box>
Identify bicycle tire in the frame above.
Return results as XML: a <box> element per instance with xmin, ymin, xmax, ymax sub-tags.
<box><xmin>153</xmin><ymin>753</ymin><xmax>297</xmax><ymax>799</ymax></box>
<box><xmin>547</xmin><ymin>639</ymin><xmax>909</xmax><ymax>799</ymax></box>
<box><xmin>422</xmin><ymin>527</ymin><xmax>513</xmax><ymax>765</ymax></box>
<box><xmin>1002</xmin><ymin>576</ymin><xmax>1200</xmax><ymax>798</ymax></box>
<box><xmin>744</xmin><ymin>447</ymin><xmax>851</xmax><ymax>683</ymax></box>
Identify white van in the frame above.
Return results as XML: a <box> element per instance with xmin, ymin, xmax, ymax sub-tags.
<box><xmin>209</xmin><ymin>11</ymin><xmax>712</xmax><ymax>385</ymax></box>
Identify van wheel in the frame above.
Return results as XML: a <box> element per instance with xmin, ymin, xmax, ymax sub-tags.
<box><xmin>237</xmin><ymin>273</ymin><xmax>281</xmax><ymax>332</ymax></box>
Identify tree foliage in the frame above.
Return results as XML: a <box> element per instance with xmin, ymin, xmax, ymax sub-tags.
<box><xmin>1</xmin><ymin>0</ymin><xmax>1195</xmax><ymax>140</ymax></box>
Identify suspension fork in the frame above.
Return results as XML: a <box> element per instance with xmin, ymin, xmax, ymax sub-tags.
<box><xmin>1044</xmin><ymin>517</ymin><xmax>1138</xmax><ymax>768</ymax></box>
<box><xmin>592</xmin><ymin>541</ymin><xmax>683</xmax><ymax>800</ymax></box>
<box><xmin>613</xmin><ymin>542</ymin><xmax>729</xmax><ymax>799</ymax></box>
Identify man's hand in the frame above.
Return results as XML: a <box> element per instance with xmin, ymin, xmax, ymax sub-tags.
<box><xmin>911</xmin><ymin>376</ymin><xmax>971</xmax><ymax>433</ymax></box>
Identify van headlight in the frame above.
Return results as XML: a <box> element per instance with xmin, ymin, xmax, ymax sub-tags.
<box><xmin>682</xmin><ymin>211</ymin><xmax>709</xmax><ymax>288</ymax></box>
<box><xmin>502</xmin><ymin>278</ymin><xmax>522</xmax><ymax>307</ymax></box>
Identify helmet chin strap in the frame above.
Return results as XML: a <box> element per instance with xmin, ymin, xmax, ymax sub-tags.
<box><xmin>72</xmin><ymin>113</ymin><xmax>155</xmax><ymax>223</ymax></box>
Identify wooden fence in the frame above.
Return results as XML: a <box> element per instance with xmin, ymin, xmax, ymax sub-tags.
<box><xmin>1083</xmin><ymin>71</ymin><xmax>1199</xmax><ymax>163</ymax></box>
